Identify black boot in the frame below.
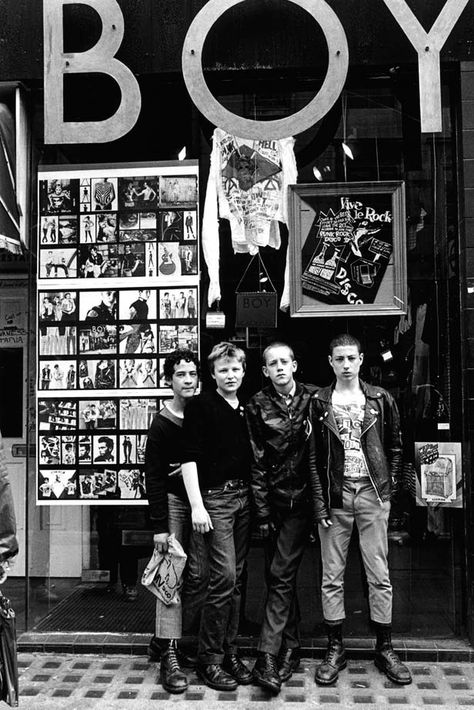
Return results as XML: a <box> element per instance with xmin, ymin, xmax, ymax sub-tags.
<box><xmin>277</xmin><ymin>646</ymin><xmax>301</xmax><ymax>683</ymax></box>
<box><xmin>253</xmin><ymin>652</ymin><xmax>282</xmax><ymax>694</ymax></box>
<box><xmin>374</xmin><ymin>624</ymin><xmax>412</xmax><ymax>685</ymax></box>
<box><xmin>314</xmin><ymin>623</ymin><xmax>347</xmax><ymax>686</ymax></box>
<box><xmin>160</xmin><ymin>639</ymin><xmax>188</xmax><ymax>694</ymax></box>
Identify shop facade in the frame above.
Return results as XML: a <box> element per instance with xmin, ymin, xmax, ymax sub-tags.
<box><xmin>0</xmin><ymin>0</ymin><xmax>473</xmax><ymax>645</ymax></box>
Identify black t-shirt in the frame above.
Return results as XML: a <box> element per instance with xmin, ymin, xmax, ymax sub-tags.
<box><xmin>181</xmin><ymin>390</ymin><xmax>251</xmax><ymax>488</ymax></box>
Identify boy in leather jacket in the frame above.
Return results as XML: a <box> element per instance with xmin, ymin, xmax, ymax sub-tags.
<box><xmin>309</xmin><ymin>334</ymin><xmax>411</xmax><ymax>687</ymax></box>
<box><xmin>246</xmin><ymin>342</ymin><xmax>316</xmax><ymax>695</ymax></box>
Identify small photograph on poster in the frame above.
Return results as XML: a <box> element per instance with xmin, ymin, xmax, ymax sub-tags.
<box><xmin>78</xmin><ymin>244</ymin><xmax>119</xmax><ymax>278</ymax></box>
<box><xmin>40</xmin><ymin>291</ymin><xmax>78</xmax><ymax>323</ymax></box>
<box><xmin>80</xmin><ymin>290</ymin><xmax>118</xmax><ymax>322</ymax></box>
<box><xmin>119</xmin><ymin>434</ymin><xmax>136</xmax><ymax>464</ymax></box>
<box><xmin>79</xmin><ymin>324</ymin><xmax>117</xmax><ymax>355</ymax></box>
<box><xmin>159</xmin><ymin>287</ymin><xmax>197</xmax><ymax>320</ymax></box>
<box><xmin>78</xmin><ymin>436</ymin><xmax>92</xmax><ymax>463</ymax></box>
<box><xmin>39</xmin><ymin>359</ymin><xmax>77</xmax><ymax>391</ymax></box>
<box><xmin>136</xmin><ymin>434</ymin><xmax>147</xmax><ymax>464</ymax></box>
<box><xmin>96</xmin><ymin>213</ymin><xmax>117</xmax><ymax>243</ymax></box>
<box><xmin>93</xmin><ymin>434</ymin><xmax>117</xmax><ymax>464</ymax></box>
<box><xmin>179</xmin><ymin>243</ymin><xmax>197</xmax><ymax>275</ymax></box>
<box><xmin>144</xmin><ymin>243</ymin><xmax>156</xmax><ymax>277</ymax></box>
<box><xmin>80</xmin><ymin>214</ymin><xmax>97</xmax><ymax>243</ymax></box>
<box><xmin>119</xmin><ymin>212</ymin><xmax>140</xmax><ymax>232</ymax></box>
<box><xmin>39</xmin><ymin>470</ymin><xmax>77</xmax><ymax>500</ymax></box>
<box><xmin>119</xmin><ymin>323</ymin><xmax>157</xmax><ymax>355</ymax></box>
<box><xmin>118</xmin><ymin>468</ymin><xmax>146</xmax><ymax>499</ymax></box>
<box><xmin>39</xmin><ymin>435</ymin><xmax>61</xmax><ymax>465</ymax></box>
<box><xmin>79</xmin><ymin>358</ymin><xmax>116</xmax><ymax>389</ymax></box>
<box><xmin>39</xmin><ymin>248</ymin><xmax>78</xmax><ymax>279</ymax></box>
<box><xmin>119</xmin><ymin>357</ymin><xmax>158</xmax><ymax>388</ymax></box>
<box><xmin>94</xmin><ymin>469</ymin><xmax>119</xmax><ymax>498</ymax></box>
<box><xmin>38</xmin><ymin>399</ymin><xmax>77</xmax><ymax>431</ymax></box>
<box><xmin>40</xmin><ymin>216</ymin><xmax>59</xmax><ymax>245</ymax></box>
<box><xmin>40</xmin><ymin>178</ymin><xmax>79</xmax><ymax>215</ymax></box>
<box><xmin>160</xmin><ymin>176</ymin><xmax>198</xmax><ymax>205</ymax></box>
<box><xmin>158</xmin><ymin>242</ymin><xmax>181</xmax><ymax>277</ymax></box>
<box><xmin>118</xmin><ymin>177</ymin><xmax>159</xmax><ymax>209</ymax></box>
<box><xmin>183</xmin><ymin>211</ymin><xmax>197</xmax><ymax>241</ymax></box>
<box><xmin>119</xmin><ymin>398</ymin><xmax>158</xmax><ymax>429</ymax></box>
<box><xmin>119</xmin><ymin>288</ymin><xmax>157</xmax><ymax>321</ymax></box>
<box><xmin>79</xmin><ymin>399</ymin><xmax>117</xmax><ymax>430</ymax></box>
<box><xmin>80</xmin><ymin>179</ymin><xmax>91</xmax><ymax>211</ymax></box>
<box><xmin>159</xmin><ymin>210</ymin><xmax>183</xmax><ymax>241</ymax></box>
<box><xmin>140</xmin><ymin>212</ymin><xmax>156</xmax><ymax>230</ymax></box>
<box><xmin>40</xmin><ymin>326</ymin><xmax>76</xmax><ymax>357</ymax></box>
<box><xmin>159</xmin><ymin>326</ymin><xmax>179</xmax><ymax>354</ymax></box>
<box><xmin>413</xmin><ymin>442</ymin><xmax>463</xmax><ymax>508</ymax></box>
<box><xmin>157</xmin><ymin>358</ymin><xmax>167</xmax><ymax>387</ymax></box>
<box><xmin>61</xmin><ymin>436</ymin><xmax>77</xmax><ymax>464</ymax></box>
<box><xmin>118</xmin><ymin>243</ymin><xmax>146</xmax><ymax>277</ymax></box>
<box><xmin>58</xmin><ymin>215</ymin><xmax>79</xmax><ymax>245</ymax></box>
<box><xmin>178</xmin><ymin>324</ymin><xmax>198</xmax><ymax>352</ymax></box>
<box><xmin>91</xmin><ymin>177</ymin><xmax>118</xmax><ymax>212</ymax></box>
<box><xmin>78</xmin><ymin>472</ymin><xmax>96</xmax><ymax>499</ymax></box>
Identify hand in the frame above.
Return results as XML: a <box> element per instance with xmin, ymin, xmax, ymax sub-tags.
<box><xmin>258</xmin><ymin>521</ymin><xmax>275</xmax><ymax>538</ymax></box>
<box><xmin>191</xmin><ymin>505</ymin><xmax>213</xmax><ymax>534</ymax></box>
<box><xmin>319</xmin><ymin>518</ymin><xmax>333</xmax><ymax>529</ymax></box>
<box><xmin>153</xmin><ymin>532</ymin><xmax>170</xmax><ymax>553</ymax></box>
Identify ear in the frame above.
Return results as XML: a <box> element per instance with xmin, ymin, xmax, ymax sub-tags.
<box><xmin>292</xmin><ymin>359</ymin><xmax>298</xmax><ymax>373</ymax></box>
<box><xmin>328</xmin><ymin>354</ymin><xmax>333</xmax><ymax>366</ymax></box>
<box><xmin>262</xmin><ymin>365</ymin><xmax>269</xmax><ymax>379</ymax></box>
<box><xmin>359</xmin><ymin>352</ymin><xmax>364</xmax><ymax>363</ymax></box>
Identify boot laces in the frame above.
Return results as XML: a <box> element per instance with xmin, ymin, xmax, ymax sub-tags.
<box><xmin>383</xmin><ymin>647</ymin><xmax>401</xmax><ymax>665</ymax></box>
<box><xmin>165</xmin><ymin>643</ymin><xmax>180</xmax><ymax>672</ymax></box>
<box><xmin>325</xmin><ymin>641</ymin><xmax>342</xmax><ymax>666</ymax></box>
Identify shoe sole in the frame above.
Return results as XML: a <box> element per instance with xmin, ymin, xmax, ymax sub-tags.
<box><xmin>252</xmin><ymin>671</ymin><xmax>281</xmax><ymax>695</ymax></box>
<box><xmin>374</xmin><ymin>659</ymin><xmax>412</xmax><ymax>685</ymax></box>
<box><xmin>195</xmin><ymin>667</ymin><xmax>237</xmax><ymax>692</ymax></box>
<box><xmin>314</xmin><ymin>660</ymin><xmax>347</xmax><ymax>686</ymax></box>
<box><xmin>160</xmin><ymin>679</ymin><xmax>188</xmax><ymax>695</ymax></box>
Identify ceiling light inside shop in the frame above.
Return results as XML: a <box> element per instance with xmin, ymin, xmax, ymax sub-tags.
<box><xmin>178</xmin><ymin>146</ymin><xmax>187</xmax><ymax>160</ymax></box>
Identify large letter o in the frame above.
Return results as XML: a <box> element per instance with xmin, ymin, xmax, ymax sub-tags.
<box><xmin>182</xmin><ymin>0</ymin><xmax>349</xmax><ymax>140</ymax></box>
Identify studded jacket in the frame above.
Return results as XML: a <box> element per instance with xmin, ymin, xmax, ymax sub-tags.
<box><xmin>246</xmin><ymin>382</ymin><xmax>316</xmax><ymax>523</ymax></box>
<box><xmin>308</xmin><ymin>381</ymin><xmax>403</xmax><ymax>523</ymax></box>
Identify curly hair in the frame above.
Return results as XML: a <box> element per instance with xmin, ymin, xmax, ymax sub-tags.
<box><xmin>163</xmin><ymin>348</ymin><xmax>200</xmax><ymax>381</ymax></box>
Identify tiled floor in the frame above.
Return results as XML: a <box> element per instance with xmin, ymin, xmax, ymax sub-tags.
<box><xmin>16</xmin><ymin>653</ymin><xmax>474</xmax><ymax>709</ymax></box>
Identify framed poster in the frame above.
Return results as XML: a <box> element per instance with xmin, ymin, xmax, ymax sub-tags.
<box><xmin>36</xmin><ymin>162</ymin><xmax>199</xmax><ymax>504</ymax></box>
<box><xmin>413</xmin><ymin>442</ymin><xmax>463</xmax><ymax>508</ymax></box>
<box><xmin>288</xmin><ymin>181</ymin><xmax>407</xmax><ymax>317</ymax></box>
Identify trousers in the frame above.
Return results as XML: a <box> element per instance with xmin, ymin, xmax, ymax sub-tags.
<box><xmin>155</xmin><ymin>493</ymin><xmax>208</xmax><ymax>639</ymax></box>
<box><xmin>318</xmin><ymin>478</ymin><xmax>392</xmax><ymax>625</ymax></box>
<box><xmin>198</xmin><ymin>482</ymin><xmax>250</xmax><ymax>664</ymax></box>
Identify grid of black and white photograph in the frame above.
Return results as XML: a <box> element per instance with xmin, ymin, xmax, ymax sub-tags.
<box><xmin>37</xmin><ymin>165</ymin><xmax>199</xmax><ymax>505</ymax></box>
<box><xmin>37</xmin><ymin>396</ymin><xmax>161</xmax><ymax>502</ymax></box>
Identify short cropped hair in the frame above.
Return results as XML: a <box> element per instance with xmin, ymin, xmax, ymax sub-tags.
<box><xmin>262</xmin><ymin>341</ymin><xmax>295</xmax><ymax>365</ymax></box>
<box><xmin>208</xmin><ymin>341</ymin><xmax>246</xmax><ymax>373</ymax></box>
<box><xmin>329</xmin><ymin>333</ymin><xmax>362</xmax><ymax>355</ymax></box>
<box><xmin>98</xmin><ymin>436</ymin><xmax>114</xmax><ymax>450</ymax></box>
<box><xmin>163</xmin><ymin>348</ymin><xmax>200</xmax><ymax>381</ymax></box>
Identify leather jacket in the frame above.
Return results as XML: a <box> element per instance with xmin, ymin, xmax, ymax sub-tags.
<box><xmin>0</xmin><ymin>433</ymin><xmax>18</xmax><ymax>564</ymax></box>
<box><xmin>246</xmin><ymin>382</ymin><xmax>316</xmax><ymax>523</ymax></box>
<box><xmin>308</xmin><ymin>380</ymin><xmax>402</xmax><ymax>522</ymax></box>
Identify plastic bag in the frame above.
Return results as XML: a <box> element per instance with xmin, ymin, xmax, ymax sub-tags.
<box><xmin>141</xmin><ymin>533</ymin><xmax>187</xmax><ymax>605</ymax></box>
<box><xmin>0</xmin><ymin>591</ymin><xmax>18</xmax><ymax>707</ymax></box>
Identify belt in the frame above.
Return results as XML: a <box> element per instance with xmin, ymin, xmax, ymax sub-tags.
<box><xmin>204</xmin><ymin>479</ymin><xmax>248</xmax><ymax>493</ymax></box>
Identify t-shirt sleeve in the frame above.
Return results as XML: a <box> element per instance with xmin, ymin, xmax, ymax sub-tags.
<box><xmin>181</xmin><ymin>397</ymin><xmax>207</xmax><ymax>465</ymax></box>
<box><xmin>144</xmin><ymin>416</ymin><xmax>169</xmax><ymax>534</ymax></box>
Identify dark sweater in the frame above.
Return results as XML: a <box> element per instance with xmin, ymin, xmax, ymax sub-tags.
<box><xmin>144</xmin><ymin>405</ymin><xmax>188</xmax><ymax>534</ymax></box>
<box><xmin>181</xmin><ymin>390</ymin><xmax>251</xmax><ymax>488</ymax></box>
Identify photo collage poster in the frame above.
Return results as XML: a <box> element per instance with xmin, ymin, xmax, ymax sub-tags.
<box><xmin>36</xmin><ymin>163</ymin><xmax>199</xmax><ymax>504</ymax></box>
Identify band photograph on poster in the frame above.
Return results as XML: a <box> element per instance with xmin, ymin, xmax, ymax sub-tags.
<box><xmin>37</xmin><ymin>162</ymin><xmax>199</xmax><ymax>504</ymax></box>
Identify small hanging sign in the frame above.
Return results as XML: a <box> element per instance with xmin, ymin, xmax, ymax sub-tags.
<box><xmin>236</xmin><ymin>291</ymin><xmax>277</xmax><ymax>328</ymax></box>
<box><xmin>206</xmin><ymin>311</ymin><xmax>226</xmax><ymax>329</ymax></box>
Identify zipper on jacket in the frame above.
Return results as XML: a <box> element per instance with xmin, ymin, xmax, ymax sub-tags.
<box><xmin>361</xmin><ymin>417</ymin><xmax>383</xmax><ymax>505</ymax></box>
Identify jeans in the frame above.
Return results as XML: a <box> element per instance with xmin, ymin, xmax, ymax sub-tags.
<box><xmin>155</xmin><ymin>492</ymin><xmax>208</xmax><ymax>639</ymax></box>
<box><xmin>318</xmin><ymin>478</ymin><xmax>392</xmax><ymax>625</ymax></box>
<box><xmin>258</xmin><ymin>495</ymin><xmax>311</xmax><ymax>655</ymax></box>
<box><xmin>198</xmin><ymin>481</ymin><xmax>250</xmax><ymax>664</ymax></box>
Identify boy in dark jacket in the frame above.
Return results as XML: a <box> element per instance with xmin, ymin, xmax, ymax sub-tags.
<box><xmin>144</xmin><ymin>348</ymin><xmax>206</xmax><ymax>694</ymax></box>
<box><xmin>246</xmin><ymin>342</ymin><xmax>316</xmax><ymax>695</ymax></box>
<box><xmin>309</xmin><ymin>334</ymin><xmax>411</xmax><ymax>687</ymax></box>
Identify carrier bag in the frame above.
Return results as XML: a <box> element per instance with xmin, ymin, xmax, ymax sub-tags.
<box><xmin>141</xmin><ymin>533</ymin><xmax>187</xmax><ymax>605</ymax></box>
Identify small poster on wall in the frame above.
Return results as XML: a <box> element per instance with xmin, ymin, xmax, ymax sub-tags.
<box><xmin>36</xmin><ymin>162</ymin><xmax>199</xmax><ymax>505</ymax></box>
<box><xmin>413</xmin><ymin>442</ymin><xmax>463</xmax><ymax>508</ymax></box>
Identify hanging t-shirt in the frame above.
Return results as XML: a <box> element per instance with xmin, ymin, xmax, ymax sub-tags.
<box><xmin>202</xmin><ymin>128</ymin><xmax>298</xmax><ymax>307</ymax></box>
<box><xmin>332</xmin><ymin>399</ymin><xmax>369</xmax><ymax>479</ymax></box>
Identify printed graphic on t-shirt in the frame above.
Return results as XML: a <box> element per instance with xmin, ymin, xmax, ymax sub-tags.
<box><xmin>333</xmin><ymin>402</ymin><xmax>368</xmax><ymax>478</ymax></box>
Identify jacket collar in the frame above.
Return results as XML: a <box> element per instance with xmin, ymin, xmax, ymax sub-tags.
<box><xmin>313</xmin><ymin>380</ymin><xmax>384</xmax><ymax>404</ymax></box>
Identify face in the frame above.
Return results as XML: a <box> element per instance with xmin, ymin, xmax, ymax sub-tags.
<box><xmin>98</xmin><ymin>441</ymin><xmax>111</xmax><ymax>457</ymax></box>
<box><xmin>212</xmin><ymin>356</ymin><xmax>244</xmax><ymax>397</ymax></box>
<box><xmin>101</xmin><ymin>291</ymin><xmax>115</xmax><ymax>307</ymax></box>
<box><xmin>263</xmin><ymin>345</ymin><xmax>297</xmax><ymax>390</ymax></box>
<box><xmin>169</xmin><ymin>359</ymin><xmax>198</xmax><ymax>401</ymax></box>
<box><xmin>329</xmin><ymin>344</ymin><xmax>363</xmax><ymax>382</ymax></box>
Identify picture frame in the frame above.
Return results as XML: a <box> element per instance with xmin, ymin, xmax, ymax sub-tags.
<box><xmin>288</xmin><ymin>181</ymin><xmax>407</xmax><ymax>317</ymax></box>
